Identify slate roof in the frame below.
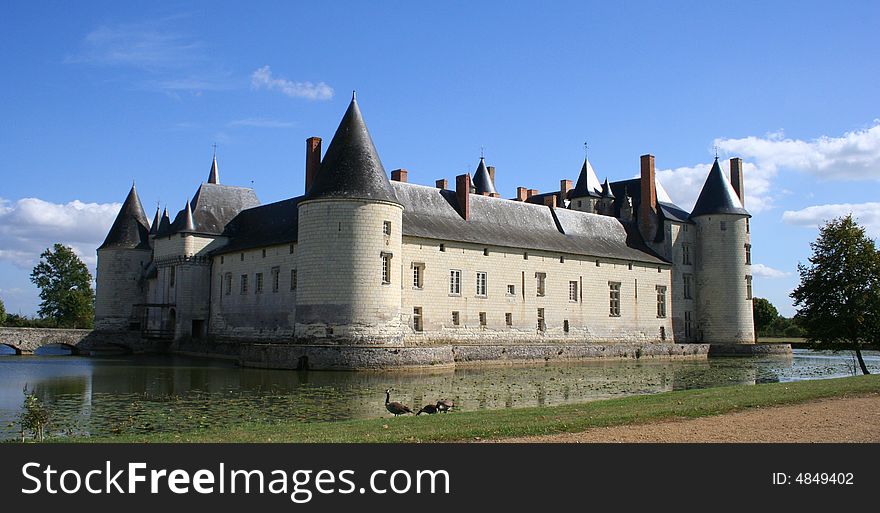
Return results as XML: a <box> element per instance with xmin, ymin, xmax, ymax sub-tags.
<box><xmin>166</xmin><ymin>182</ymin><xmax>260</xmax><ymax>236</ymax></box>
<box><xmin>99</xmin><ymin>185</ymin><xmax>151</xmax><ymax>250</ymax></box>
<box><xmin>472</xmin><ymin>157</ymin><xmax>497</xmax><ymax>195</ymax></box>
<box><xmin>208</xmin><ymin>157</ymin><xmax>220</xmax><ymax>184</ymax></box>
<box><xmin>149</xmin><ymin>208</ymin><xmax>160</xmax><ymax>237</ymax></box>
<box><xmin>391</xmin><ymin>182</ymin><xmax>666</xmax><ymax>264</ymax></box>
<box><xmin>568</xmin><ymin>158</ymin><xmax>602</xmax><ymax>198</ymax></box>
<box><xmin>690</xmin><ymin>158</ymin><xmax>750</xmax><ymax>218</ymax></box>
<box><xmin>609</xmin><ymin>178</ymin><xmax>692</xmax><ymax>225</ymax></box>
<box><xmin>213</xmin><ymin>197</ymin><xmax>301</xmax><ymax>255</ymax></box>
<box><xmin>305</xmin><ymin>94</ymin><xmax>400</xmax><ymax>205</ymax></box>
<box><xmin>157</xmin><ymin>208</ymin><xmax>171</xmax><ymax>237</ymax></box>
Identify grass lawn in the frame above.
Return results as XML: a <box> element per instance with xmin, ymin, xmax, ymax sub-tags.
<box><xmin>68</xmin><ymin>374</ymin><xmax>880</xmax><ymax>444</ymax></box>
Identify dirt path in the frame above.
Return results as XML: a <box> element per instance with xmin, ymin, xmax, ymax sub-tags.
<box><xmin>492</xmin><ymin>393</ymin><xmax>880</xmax><ymax>443</ymax></box>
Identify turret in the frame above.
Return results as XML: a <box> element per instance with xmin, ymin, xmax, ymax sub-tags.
<box><xmin>597</xmin><ymin>177</ymin><xmax>615</xmax><ymax>215</ymax></box>
<box><xmin>691</xmin><ymin>157</ymin><xmax>754</xmax><ymax>344</ymax></box>
<box><xmin>95</xmin><ymin>184</ymin><xmax>152</xmax><ymax>331</ymax></box>
<box><xmin>294</xmin><ymin>93</ymin><xmax>404</xmax><ymax>344</ymax></box>
<box><xmin>568</xmin><ymin>158</ymin><xmax>602</xmax><ymax>212</ymax></box>
<box><xmin>472</xmin><ymin>157</ymin><xmax>497</xmax><ymax>196</ymax></box>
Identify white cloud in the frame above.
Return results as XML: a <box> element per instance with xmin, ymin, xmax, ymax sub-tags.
<box><xmin>0</xmin><ymin>197</ymin><xmax>120</xmax><ymax>272</ymax></box>
<box><xmin>654</xmin><ymin>121</ymin><xmax>880</xmax><ymax>214</ymax></box>
<box><xmin>227</xmin><ymin>118</ymin><xmax>295</xmax><ymax>128</ymax></box>
<box><xmin>751</xmin><ymin>263</ymin><xmax>791</xmax><ymax>279</ymax></box>
<box><xmin>717</xmin><ymin>121</ymin><xmax>880</xmax><ymax>181</ymax></box>
<box><xmin>782</xmin><ymin>202</ymin><xmax>880</xmax><ymax>238</ymax></box>
<box><xmin>251</xmin><ymin>66</ymin><xmax>334</xmax><ymax>101</ymax></box>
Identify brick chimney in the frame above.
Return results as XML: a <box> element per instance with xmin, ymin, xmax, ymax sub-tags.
<box><xmin>639</xmin><ymin>154</ymin><xmax>657</xmax><ymax>242</ymax></box>
<box><xmin>305</xmin><ymin>137</ymin><xmax>322</xmax><ymax>193</ymax></box>
<box><xmin>560</xmin><ymin>179</ymin><xmax>573</xmax><ymax>199</ymax></box>
<box><xmin>516</xmin><ymin>187</ymin><xmax>528</xmax><ymax>201</ymax></box>
<box><xmin>528</xmin><ymin>189</ymin><xmax>539</xmax><ymax>199</ymax></box>
<box><xmin>487</xmin><ymin>166</ymin><xmax>496</xmax><ymax>185</ymax></box>
<box><xmin>543</xmin><ymin>195</ymin><xmax>557</xmax><ymax>208</ymax></box>
<box><xmin>730</xmin><ymin>158</ymin><xmax>744</xmax><ymax>205</ymax></box>
<box><xmin>456</xmin><ymin>174</ymin><xmax>471</xmax><ymax>221</ymax></box>
<box><xmin>436</xmin><ymin>178</ymin><xmax>448</xmax><ymax>190</ymax></box>
<box><xmin>391</xmin><ymin>169</ymin><xmax>408</xmax><ymax>182</ymax></box>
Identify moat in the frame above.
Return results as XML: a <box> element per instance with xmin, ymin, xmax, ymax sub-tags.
<box><xmin>1</xmin><ymin>347</ymin><xmax>877</xmax><ymax>441</ymax></box>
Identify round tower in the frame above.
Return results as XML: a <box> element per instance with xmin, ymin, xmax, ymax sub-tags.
<box><xmin>691</xmin><ymin>158</ymin><xmax>754</xmax><ymax>344</ymax></box>
<box><xmin>294</xmin><ymin>94</ymin><xmax>404</xmax><ymax>345</ymax></box>
<box><xmin>95</xmin><ymin>184</ymin><xmax>152</xmax><ymax>331</ymax></box>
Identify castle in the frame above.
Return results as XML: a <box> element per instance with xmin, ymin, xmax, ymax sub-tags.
<box><xmin>94</xmin><ymin>95</ymin><xmax>758</xmax><ymax>369</ymax></box>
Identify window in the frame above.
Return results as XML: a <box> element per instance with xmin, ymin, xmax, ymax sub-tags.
<box><xmin>609</xmin><ymin>282</ymin><xmax>621</xmax><ymax>317</ymax></box>
<box><xmin>507</xmin><ymin>284</ymin><xmax>515</xmax><ymax>295</ymax></box>
<box><xmin>476</xmin><ymin>271</ymin><xmax>487</xmax><ymax>297</ymax></box>
<box><xmin>224</xmin><ymin>273</ymin><xmax>232</xmax><ymax>295</ymax></box>
<box><xmin>255</xmin><ymin>272</ymin><xmax>264</xmax><ymax>293</ymax></box>
<box><xmin>452</xmin><ymin>311</ymin><xmax>460</xmax><ymax>326</ymax></box>
<box><xmin>220</xmin><ymin>256</ymin><xmax>224</xmax><ymax>264</ymax></box>
<box><xmin>720</xmin><ymin>220</ymin><xmax>727</xmax><ymax>231</ymax></box>
<box><xmin>746</xmin><ymin>218</ymin><xmax>750</xmax><ymax>233</ymax></box>
<box><xmin>683</xmin><ymin>224</ymin><xmax>689</xmax><ymax>232</ymax></box>
<box><xmin>483</xmin><ymin>248</ymin><xmax>489</xmax><ymax>256</ymax></box>
<box><xmin>271</xmin><ymin>267</ymin><xmax>280</xmax><ymax>293</ymax></box>
<box><xmin>240</xmin><ymin>252</ymin><xmax>244</xmax><ymax>261</ymax></box>
<box><xmin>746</xmin><ymin>275</ymin><xmax>753</xmax><ymax>300</ymax></box>
<box><xmin>449</xmin><ymin>270</ymin><xmax>461</xmax><ymax>295</ymax></box>
<box><xmin>563</xmin><ymin>320</ymin><xmax>570</xmax><ymax>333</ymax></box>
<box><xmin>569</xmin><ymin>281</ymin><xmax>578</xmax><ymax>302</ymax></box>
<box><xmin>560</xmin><ymin>256</ymin><xmax>565</xmax><ymax>263</ymax></box>
<box><xmin>479</xmin><ymin>312</ymin><xmax>487</xmax><ymax>327</ymax></box>
<box><xmin>381</xmin><ymin>253</ymin><xmax>391</xmax><ymax>284</ymax></box>
<box><xmin>413</xmin><ymin>307</ymin><xmax>423</xmax><ymax>332</ymax></box>
<box><xmin>523</xmin><ymin>252</ymin><xmax>528</xmax><ymax>260</ymax></box>
<box><xmin>505</xmin><ymin>313</ymin><xmax>512</xmax><ymax>326</ymax></box>
<box><xmin>745</xmin><ymin>244</ymin><xmax>752</xmax><ymax>265</ymax></box>
<box><xmin>169</xmin><ymin>266</ymin><xmax>176</xmax><ymax>287</ymax></box>
<box><xmin>684</xmin><ymin>311</ymin><xmax>693</xmax><ymax>340</ymax></box>
<box><xmin>683</xmin><ymin>274</ymin><xmax>693</xmax><ymax>299</ymax></box>
<box><xmin>290</xmin><ymin>269</ymin><xmax>297</xmax><ymax>291</ymax></box>
<box><xmin>383</xmin><ymin>221</ymin><xmax>391</xmax><ymax>236</ymax></box>
<box><xmin>262</xmin><ymin>249</ymin><xmax>266</xmax><ymax>258</ymax></box>
<box><xmin>240</xmin><ymin>274</ymin><xmax>248</xmax><ymax>294</ymax></box>
<box><xmin>577</xmin><ymin>200</ymin><xmax>582</xmax><ymax>208</ymax></box>
<box><xmin>440</xmin><ymin>244</ymin><xmax>445</xmax><ymax>252</ymax></box>
<box><xmin>682</xmin><ymin>243</ymin><xmax>691</xmax><ymax>265</ymax></box>
<box><xmin>536</xmin><ymin>272</ymin><xmax>546</xmax><ymax>297</ymax></box>
<box><xmin>656</xmin><ymin>285</ymin><xmax>667</xmax><ymax>318</ymax></box>
<box><xmin>537</xmin><ymin>308</ymin><xmax>546</xmax><ymax>331</ymax></box>
<box><xmin>412</xmin><ymin>263</ymin><xmax>424</xmax><ymax>289</ymax></box>
<box><xmin>289</xmin><ymin>244</ymin><xmax>295</xmax><ymax>254</ymax></box>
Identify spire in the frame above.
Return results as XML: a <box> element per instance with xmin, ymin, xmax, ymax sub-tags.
<box><xmin>690</xmin><ymin>158</ymin><xmax>750</xmax><ymax>218</ymax></box>
<box><xmin>208</xmin><ymin>150</ymin><xmax>219</xmax><ymax>184</ymax></box>
<box><xmin>99</xmin><ymin>184</ymin><xmax>151</xmax><ymax>250</ymax></box>
<box><xmin>181</xmin><ymin>199</ymin><xmax>196</xmax><ymax>233</ymax></box>
<box><xmin>305</xmin><ymin>94</ymin><xmax>399</xmax><ymax>204</ymax></box>
<box><xmin>472</xmin><ymin>157</ymin><xmax>497</xmax><ymax>195</ymax></box>
<box><xmin>601</xmin><ymin>177</ymin><xmax>615</xmax><ymax>198</ymax></box>
<box><xmin>157</xmin><ymin>207</ymin><xmax>171</xmax><ymax>236</ymax></box>
<box><xmin>569</xmin><ymin>158</ymin><xmax>603</xmax><ymax>198</ymax></box>
<box><xmin>149</xmin><ymin>207</ymin><xmax>160</xmax><ymax>237</ymax></box>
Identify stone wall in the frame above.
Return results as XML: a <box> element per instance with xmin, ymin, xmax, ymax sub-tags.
<box><xmin>400</xmin><ymin>236</ymin><xmax>675</xmax><ymax>345</ymax></box>
<box><xmin>694</xmin><ymin>214</ymin><xmax>755</xmax><ymax>344</ymax></box>
<box><xmin>94</xmin><ymin>247</ymin><xmax>151</xmax><ymax>330</ymax></box>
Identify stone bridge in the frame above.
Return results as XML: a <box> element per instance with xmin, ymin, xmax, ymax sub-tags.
<box><xmin>0</xmin><ymin>327</ymin><xmax>148</xmax><ymax>355</ymax></box>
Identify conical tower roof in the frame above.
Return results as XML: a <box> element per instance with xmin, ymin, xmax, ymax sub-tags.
<box><xmin>569</xmin><ymin>158</ymin><xmax>602</xmax><ymax>198</ymax></box>
<box><xmin>690</xmin><ymin>158</ymin><xmax>750</xmax><ymax>218</ymax></box>
<box><xmin>305</xmin><ymin>93</ymin><xmax>400</xmax><ymax>205</ymax></box>
<box><xmin>208</xmin><ymin>156</ymin><xmax>219</xmax><ymax>184</ymax></box>
<box><xmin>601</xmin><ymin>177</ymin><xmax>615</xmax><ymax>198</ymax></box>
<box><xmin>149</xmin><ymin>207</ymin><xmax>160</xmax><ymax>237</ymax></box>
<box><xmin>472</xmin><ymin>157</ymin><xmax>497</xmax><ymax>195</ymax></box>
<box><xmin>157</xmin><ymin>208</ymin><xmax>171</xmax><ymax>236</ymax></box>
<box><xmin>99</xmin><ymin>184</ymin><xmax>151</xmax><ymax>250</ymax></box>
<box><xmin>170</xmin><ymin>199</ymin><xmax>197</xmax><ymax>234</ymax></box>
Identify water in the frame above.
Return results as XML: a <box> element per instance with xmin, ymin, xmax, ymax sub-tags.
<box><xmin>1</xmin><ymin>348</ymin><xmax>877</xmax><ymax>440</ymax></box>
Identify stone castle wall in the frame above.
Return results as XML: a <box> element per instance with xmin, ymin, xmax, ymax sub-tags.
<box><xmin>95</xmin><ymin>247</ymin><xmax>151</xmax><ymax>331</ymax></box>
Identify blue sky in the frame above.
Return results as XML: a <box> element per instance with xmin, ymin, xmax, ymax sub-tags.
<box><xmin>1</xmin><ymin>1</ymin><xmax>879</xmax><ymax>316</ymax></box>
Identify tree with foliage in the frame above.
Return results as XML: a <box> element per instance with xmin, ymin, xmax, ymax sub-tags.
<box><xmin>20</xmin><ymin>386</ymin><xmax>51</xmax><ymax>442</ymax></box>
<box><xmin>0</xmin><ymin>296</ymin><xmax>6</xmax><ymax>326</ymax></box>
<box><xmin>752</xmin><ymin>297</ymin><xmax>779</xmax><ymax>336</ymax></box>
<box><xmin>791</xmin><ymin>215</ymin><xmax>880</xmax><ymax>375</ymax></box>
<box><xmin>29</xmin><ymin>244</ymin><xmax>95</xmax><ymax>329</ymax></box>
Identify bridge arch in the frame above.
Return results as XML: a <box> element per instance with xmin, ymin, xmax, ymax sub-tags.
<box><xmin>0</xmin><ymin>342</ymin><xmax>22</xmax><ymax>355</ymax></box>
<box><xmin>34</xmin><ymin>343</ymin><xmax>80</xmax><ymax>356</ymax></box>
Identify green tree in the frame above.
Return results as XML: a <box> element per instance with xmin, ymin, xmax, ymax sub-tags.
<box><xmin>0</xmin><ymin>296</ymin><xmax>6</xmax><ymax>326</ymax></box>
<box><xmin>791</xmin><ymin>215</ymin><xmax>880</xmax><ymax>375</ymax></box>
<box><xmin>752</xmin><ymin>297</ymin><xmax>779</xmax><ymax>336</ymax></box>
<box><xmin>29</xmin><ymin>244</ymin><xmax>95</xmax><ymax>329</ymax></box>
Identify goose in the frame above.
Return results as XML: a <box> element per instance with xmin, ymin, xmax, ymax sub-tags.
<box><xmin>385</xmin><ymin>388</ymin><xmax>412</xmax><ymax>416</ymax></box>
<box><xmin>417</xmin><ymin>404</ymin><xmax>438</xmax><ymax>415</ymax></box>
<box><xmin>436</xmin><ymin>399</ymin><xmax>454</xmax><ymax>413</ymax></box>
